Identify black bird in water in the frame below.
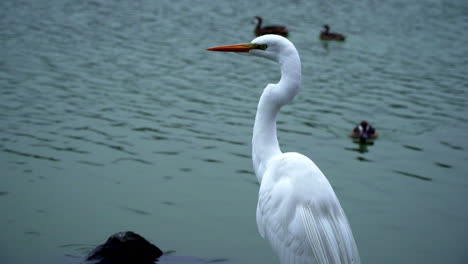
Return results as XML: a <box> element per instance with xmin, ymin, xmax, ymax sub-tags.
<box><xmin>350</xmin><ymin>121</ymin><xmax>378</xmax><ymax>142</ymax></box>
<box><xmin>82</xmin><ymin>231</ymin><xmax>232</xmax><ymax>264</ymax></box>
<box><xmin>253</xmin><ymin>16</ymin><xmax>289</xmax><ymax>37</ymax></box>
<box><xmin>85</xmin><ymin>231</ymin><xmax>162</xmax><ymax>264</ymax></box>
<box><xmin>320</xmin><ymin>25</ymin><xmax>346</xmax><ymax>41</ymax></box>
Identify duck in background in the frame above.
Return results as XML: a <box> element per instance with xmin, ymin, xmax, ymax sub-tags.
<box><xmin>350</xmin><ymin>121</ymin><xmax>378</xmax><ymax>142</ymax></box>
<box><xmin>320</xmin><ymin>25</ymin><xmax>346</xmax><ymax>41</ymax></box>
<box><xmin>252</xmin><ymin>16</ymin><xmax>289</xmax><ymax>37</ymax></box>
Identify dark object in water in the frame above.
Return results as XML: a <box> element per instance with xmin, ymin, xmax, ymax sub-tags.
<box><xmin>82</xmin><ymin>231</ymin><xmax>233</xmax><ymax>264</ymax></box>
<box><xmin>253</xmin><ymin>16</ymin><xmax>289</xmax><ymax>37</ymax></box>
<box><xmin>85</xmin><ymin>231</ymin><xmax>162</xmax><ymax>264</ymax></box>
<box><xmin>320</xmin><ymin>25</ymin><xmax>346</xmax><ymax>41</ymax></box>
<box><xmin>350</xmin><ymin>120</ymin><xmax>377</xmax><ymax>142</ymax></box>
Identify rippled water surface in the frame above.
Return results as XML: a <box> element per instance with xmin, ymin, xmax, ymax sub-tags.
<box><xmin>1</xmin><ymin>0</ymin><xmax>467</xmax><ymax>263</ymax></box>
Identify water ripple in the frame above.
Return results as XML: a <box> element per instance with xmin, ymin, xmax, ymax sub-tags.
<box><xmin>112</xmin><ymin>157</ymin><xmax>152</xmax><ymax>165</ymax></box>
<box><xmin>3</xmin><ymin>148</ymin><xmax>59</xmax><ymax>162</ymax></box>
<box><xmin>393</xmin><ymin>170</ymin><xmax>432</xmax><ymax>182</ymax></box>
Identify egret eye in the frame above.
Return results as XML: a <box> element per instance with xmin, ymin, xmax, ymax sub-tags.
<box><xmin>257</xmin><ymin>44</ymin><xmax>268</xmax><ymax>50</ymax></box>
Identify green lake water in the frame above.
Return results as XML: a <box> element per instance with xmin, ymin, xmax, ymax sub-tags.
<box><xmin>1</xmin><ymin>0</ymin><xmax>467</xmax><ymax>263</ymax></box>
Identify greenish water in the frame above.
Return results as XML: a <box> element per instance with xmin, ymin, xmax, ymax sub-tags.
<box><xmin>1</xmin><ymin>0</ymin><xmax>467</xmax><ymax>263</ymax></box>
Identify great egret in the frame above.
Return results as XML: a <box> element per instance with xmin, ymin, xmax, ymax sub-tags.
<box><xmin>207</xmin><ymin>35</ymin><xmax>360</xmax><ymax>264</ymax></box>
<box><xmin>253</xmin><ymin>16</ymin><xmax>289</xmax><ymax>37</ymax></box>
<box><xmin>320</xmin><ymin>25</ymin><xmax>346</xmax><ymax>41</ymax></box>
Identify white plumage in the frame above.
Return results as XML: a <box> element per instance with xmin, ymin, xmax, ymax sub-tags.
<box><xmin>207</xmin><ymin>35</ymin><xmax>360</xmax><ymax>264</ymax></box>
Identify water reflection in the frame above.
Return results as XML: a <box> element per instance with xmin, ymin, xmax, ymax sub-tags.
<box><xmin>321</xmin><ymin>40</ymin><xmax>330</xmax><ymax>51</ymax></box>
<box><xmin>320</xmin><ymin>39</ymin><xmax>346</xmax><ymax>51</ymax></box>
<box><xmin>345</xmin><ymin>140</ymin><xmax>375</xmax><ymax>154</ymax></box>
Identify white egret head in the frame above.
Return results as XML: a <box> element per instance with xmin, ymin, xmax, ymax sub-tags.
<box><xmin>207</xmin><ymin>34</ymin><xmax>297</xmax><ymax>63</ymax></box>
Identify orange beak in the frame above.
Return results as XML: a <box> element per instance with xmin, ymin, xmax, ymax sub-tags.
<box><xmin>206</xmin><ymin>43</ymin><xmax>256</xmax><ymax>53</ymax></box>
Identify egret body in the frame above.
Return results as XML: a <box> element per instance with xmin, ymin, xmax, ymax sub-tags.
<box><xmin>207</xmin><ymin>35</ymin><xmax>360</xmax><ymax>264</ymax></box>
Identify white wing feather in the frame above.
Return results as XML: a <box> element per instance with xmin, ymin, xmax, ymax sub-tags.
<box><xmin>256</xmin><ymin>152</ymin><xmax>360</xmax><ymax>264</ymax></box>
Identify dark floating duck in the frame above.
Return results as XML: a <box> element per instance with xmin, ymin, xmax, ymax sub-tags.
<box><xmin>253</xmin><ymin>16</ymin><xmax>289</xmax><ymax>37</ymax></box>
<box><xmin>320</xmin><ymin>25</ymin><xmax>346</xmax><ymax>41</ymax></box>
<box><xmin>350</xmin><ymin>121</ymin><xmax>377</xmax><ymax>143</ymax></box>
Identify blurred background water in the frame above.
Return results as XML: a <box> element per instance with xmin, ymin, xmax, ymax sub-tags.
<box><xmin>1</xmin><ymin>0</ymin><xmax>467</xmax><ymax>263</ymax></box>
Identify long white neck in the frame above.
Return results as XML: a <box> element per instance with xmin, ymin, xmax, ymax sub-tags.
<box><xmin>252</xmin><ymin>50</ymin><xmax>301</xmax><ymax>183</ymax></box>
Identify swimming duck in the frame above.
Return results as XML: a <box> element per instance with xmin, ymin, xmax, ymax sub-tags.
<box><xmin>320</xmin><ymin>25</ymin><xmax>346</xmax><ymax>41</ymax></box>
<box><xmin>253</xmin><ymin>16</ymin><xmax>289</xmax><ymax>37</ymax></box>
<box><xmin>350</xmin><ymin>121</ymin><xmax>377</xmax><ymax>142</ymax></box>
